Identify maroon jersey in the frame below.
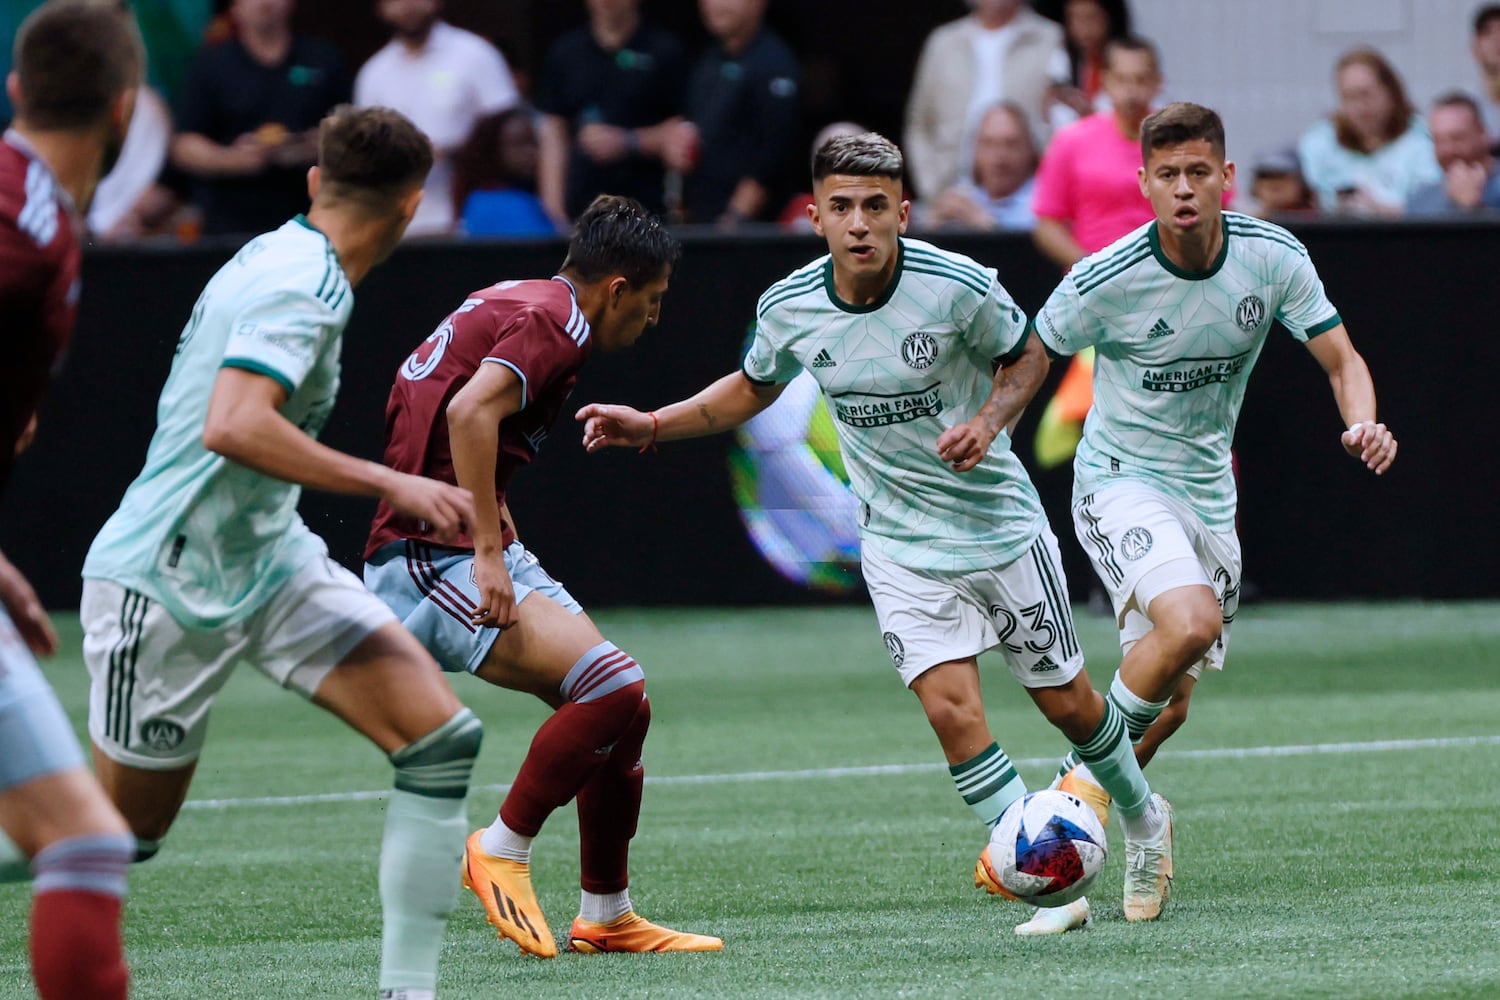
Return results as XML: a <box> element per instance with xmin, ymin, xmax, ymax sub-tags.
<box><xmin>366</xmin><ymin>276</ymin><xmax>593</xmax><ymax>557</ymax></box>
<box><xmin>0</xmin><ymin>131</ymin><xmax>81</xmax><ymax>495</ymax></box>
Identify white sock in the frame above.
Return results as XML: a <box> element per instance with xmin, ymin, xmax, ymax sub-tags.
<box><xmin>378</xmin><ymin>790</ymin><xmax>466</xmax><ymax>995</ymax></box>
<box><xmin>378</xmin><ymin>990</ymin><xmax>435</xmax><ymax>1000</ymax></box>
<box><xmin>1119</xmin><ymin>794</ymin><xmax>1166</xmax><ymax>842</ymax></box>
<box><xmin>479</xmin><ymin>818</ymin><xmax>532</xmax><ymax>863</ymax></box>
<box><xmin>580</xmin><ymin>888</ymin><xmax>632</xmax><ymax>924</ymax></box>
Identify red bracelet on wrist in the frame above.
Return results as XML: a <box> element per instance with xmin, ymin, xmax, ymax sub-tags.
<box><xmin>638</xmin><ymin>410</ymin><xmax>659</xmax><ymax>454</ymax></box>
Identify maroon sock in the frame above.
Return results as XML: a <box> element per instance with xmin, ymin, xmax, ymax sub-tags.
<box><xmin>577</xmin><ymin>697</ymin><xmax>651</xmax><ymax>894</ymax></box>
<box><xmin>32</xmin><ymin>890</ymin><xmax>128</xmax><ymax>1000</ymax></box>
<box><xmin>499</xmin><ymin>679</ymin><xmax>647</xmax><ymax>837</ymax></box>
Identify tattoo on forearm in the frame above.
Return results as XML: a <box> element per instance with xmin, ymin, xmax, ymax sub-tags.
<box><xmin>697</xmin><ymin>403</ymin><xmax>718</xmax><ymax>429</ymax></box>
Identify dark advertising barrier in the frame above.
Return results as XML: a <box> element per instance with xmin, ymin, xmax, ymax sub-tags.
<box><xmin>3</xmin><ymin>222</ymin><xmax>1495</xmax><ymax>609</ymax></box>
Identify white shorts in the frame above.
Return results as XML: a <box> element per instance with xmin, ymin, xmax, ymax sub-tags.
<box><xmin>363</xmin><ymin>539</ymin><xmax>583</xmax><ymax>675</ymax></box>
<box><xmin>82</xmin><ymin>556</ymin><xmax>397</xmax><ymax>770</ymax></box>
<box><xmin>1073</xmin><ymin>480</ymin><xmax>1242</xmax><ymax>678</ymax></box>
<box><xmin>0</xmin><ymin>605</ymin><xmax>86</xmax><ymax>790</ymax></box>
<box><xmin>861</xmin><ymin>526</ymin><xmax>1085</xmax><ymax>689</ymax></box>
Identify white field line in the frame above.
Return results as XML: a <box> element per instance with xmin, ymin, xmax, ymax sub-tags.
<box><xmin>182</xmin><ymin>733</ymin><xmax>1500</xmax><ymax>811</ymax></box>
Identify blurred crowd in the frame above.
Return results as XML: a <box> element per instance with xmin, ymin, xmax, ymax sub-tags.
<box><xmin>14</xmin><ymin>0</ymin><xmax>1500</xmax><ymax>246</ymax></box>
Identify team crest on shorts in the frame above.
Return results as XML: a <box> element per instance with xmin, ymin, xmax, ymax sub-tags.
<box><xmin>883</xmin><ymin>631</ymin><xmax>906</xmax><ymax>667</ymax></box>
<box><xmin>1234</xmin><ymin>295</ymin><xmax>1267</xmax><ymax>332</ymax></box>
<box><xmin>1120</xmin><ymin>527</ymin><xmax>1154</xmax><ymax>561</ymax></box>
<box><xmin>139</xmin><ymin>719</ymin><xmax>186</xmax><ymax>753</ymax></box>
<box><xmin>901</xmin><ymin>331</ymin><xmax>939</xmax><ymax>370</ymax></box>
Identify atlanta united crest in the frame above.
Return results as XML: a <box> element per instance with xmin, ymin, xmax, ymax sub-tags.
<box><xmin>883</xmin><ymin>631</ymin><xmax>906</xmax><ymax>667</ymax></box>
<box><xmin>1120</xmin><ymin>527</ymin><xmax>1154</xmax><ymax>561</ymax></box>
<box><xmin>901</xmin><ymin>331</ymin><xmax>939</xmax><ymax>370</ymax></box>
<box><xmin>1234</xmin><ymin>295</ymin><xmax>1267</xmax><ymax>332</ymax></box>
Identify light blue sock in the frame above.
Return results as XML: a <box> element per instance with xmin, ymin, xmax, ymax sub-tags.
<box><xmin>950</xmin><ymin>742</ymin><xmax>1028</xmax><ymax>827</ymax></box>
<box><xmin>1110</xmin><ymin>671</ymin><xmax>1170</xmax><ymax>743</ymax></box>
<box><xmin>1071</xmin><ymin>700</ymin><xmax>1151</xmax><ymax>818</ymax></box>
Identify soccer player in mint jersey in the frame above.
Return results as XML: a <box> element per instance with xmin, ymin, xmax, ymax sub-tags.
<box><xmin>0</xmin><ymin>5</ymin><xmax>141</xmax><ymax>996</ymax></box>
<box><xmin>1031</xmin><ymin>102</ymin><xmax>1397</xmax><ymax>917</ymax></box>
<box><xmin>577</xmin><ymin>132</ymin><xmax>1173</xmax><ymax>935</ymax></box>
<box><xmin>363</xmin><ymin>195</ymin><xmax>722</xmax><ymax>958</ymax></box>
<box><xmin>81</xmin><ymin>106</ymin><xmax>483</xmax><ymax>1000</ymax></box>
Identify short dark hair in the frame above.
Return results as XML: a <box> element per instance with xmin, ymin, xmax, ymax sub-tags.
<box><xmin>811</xmin><ymin>132</ymin><xmax>904</xmax><ymax>183</ymax></box>
<box><xmin>1140</xmin><ymin>102</ymin><xmax>1227</xmax><ymax>162</ymax></box>
<box><xmin>12</xmin><ymin>0</ymin><xmax>144</xmax><ymax>130</ymax></box>
<box><xmin>1475</xmin><ymin>3</ymin><xmax>1500</xmax><ymax>34</ymax></box>
<box><xmin>1103</xmin><ymin>35</ymin><xmax>1160</xmax><ymax>75</ymax></box>
<box><xmin>316</xmin><ymin>105</ymin><xmax>434</xmax><ymax>210</ymax></box>
<box><xmin>561</xmin><ymin>195</ymin><xmax>680</xmax><ymax>287</ymax></box>
<box><xmin>1432</xmin><ymin>89</ymin><xmax>1486</xmax><ymax>124</ymax></box>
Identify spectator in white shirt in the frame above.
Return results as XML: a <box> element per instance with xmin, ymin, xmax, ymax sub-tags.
<box><xmin>355</xmin><ymin>0</ymin><xmax>519</xmax><ymax>235</ymax></box>
<box><xmin>904</xmin><ymin>0</ymin><xmax>1066</xmax><ymax>198</ymax></box>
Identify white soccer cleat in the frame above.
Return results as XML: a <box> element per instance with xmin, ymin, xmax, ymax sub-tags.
<box><xmin>1122</xmin><ymin>793</ymin><xmax>1174</xmax><ymax>922</ymax></box>
<box><xmin>1013</xmin><ymin>896</ymin><xmax>1091</xmax><ymax>936</ymax></box>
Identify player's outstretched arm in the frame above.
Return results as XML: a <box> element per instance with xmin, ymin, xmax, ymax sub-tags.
<box><xmin>577</xmin><ymin>371</ymin><xmax>784</xmax><ymax>452</ymax></box>
<box><xmin>937</xmin><ymin>331</ymin><xmax>1051</xmax><ymax>472</ymax></box>
<box><xmin>203</xmin><ymin>368</ymin><xmax>476</xmax><ymax>538</ymax></box>
<box><xmin>1304</xmin><ymin>325</ymin><xmax>1398</xmax><ymax>475</ymax></box>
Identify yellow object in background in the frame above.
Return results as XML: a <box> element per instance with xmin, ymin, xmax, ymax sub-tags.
<box><xmin>1033</xmin><ymin>347</ymin><xmax>1094</xmax><ymax>470</ymax></box>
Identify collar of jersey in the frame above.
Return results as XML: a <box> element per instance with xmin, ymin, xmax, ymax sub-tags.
<box><xmin>292</xmin><ymin>213</ymin><xmax>328</xmax><ymax>240</ymax></box>
<box><xmin>1147</xmin><ymin>215</ymin><xmax>1230</xmax><ymax>281</ymax></box>
<box><xmin>823</xmin><ymin>239</ymin><xmax>904</xmax><ymax>314</ymax></box>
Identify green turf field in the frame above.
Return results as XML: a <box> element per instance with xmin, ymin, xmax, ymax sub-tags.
<box><xmin>2</xmin><ymin>603</ymin><xmax>1498</xmax><ymax>999</ymax></box>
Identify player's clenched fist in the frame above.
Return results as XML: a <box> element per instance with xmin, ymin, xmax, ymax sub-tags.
<box><xmin>1340</xmin><ymin>421</ymin><xmax>1397</xmax><ymax>475</ymax></box>
<box><xmin>935</xmin><ymin>421</ymin><xmax>993</xmax><ymax>473</ymax></box>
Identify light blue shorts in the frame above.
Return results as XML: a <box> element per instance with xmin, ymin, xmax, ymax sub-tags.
<box><xmin>364</xmin><ymin>539</ymin><xmax>583</xmax><ymax>674</ymax></box>
<box><xmin>0</xmin><ymin>605</ymin><xmax>86</xmax><ymax>791</ymax></box>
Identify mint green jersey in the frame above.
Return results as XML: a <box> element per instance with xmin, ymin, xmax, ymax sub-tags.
<box><xmin>83</xmin><ymin>217</ymin><xmax>352</xmax><ymax>628</ymax></box>
<box><xmin>1032</xmin><ymin>213</ymin><xmax>1341</xmax><ymax>532</ymax></box>
<box><xmin>742</xmin><ymin>238</ymin><xmax>1044</xmax><ymax>573</ymax></box>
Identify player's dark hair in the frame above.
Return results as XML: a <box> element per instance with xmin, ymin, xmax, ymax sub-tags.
<box><xmin>1140</xmin><ymin>102</ymin><xmax>1226</xmax><ymax>162</ymax></box>
<box><xmin>1332</xmin><ymin>47</ymin><xmax>1416</xmax><ymax>152</ymax></box>
<box><xmin>811</xmin><ymin>132</ymin><xmax>903</xmax><ymax>183</ymax></box>
<box><xmin>560</xmin><ymin>195</ymin><xmax>680</xmax><ymax>287</ymax></box>
<box><xmin>316</xmin><ymin>105</ymin><xmax>434</xmax><ymax>211</ymax></box>
<box><xmin>12</xmin><ymin>0</ymin><xmax>144</xmax><ymax>130</ymax></box>
<box><xmin>1475</xmin><ymin>3</ymin><xmax>1500</xmax><ymax>34</ymax></box>
<box><xmin>1102</xmin><ymin>35</ymin><xmax>1160</xmax><ymax>76</ymax></box>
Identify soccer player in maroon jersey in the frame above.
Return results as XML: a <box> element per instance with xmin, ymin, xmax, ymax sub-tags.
<box><xmin>364</xmin><ymin>194</ymin><xmax>722</xmax><ymax>957</ymax></box>
<box><xmin>0</xmin><ymin>3</ymin><xmax>141</xmax><ymax>997</ymax></box>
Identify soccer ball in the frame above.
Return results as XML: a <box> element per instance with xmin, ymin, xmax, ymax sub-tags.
<box><xmin>983</xmin><ymin>790</ymin><xmax>1107</xmax><ymax>907</ymax></box>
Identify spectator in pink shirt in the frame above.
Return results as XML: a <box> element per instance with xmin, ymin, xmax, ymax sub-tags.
<box><xmin>1031</xmin><ymin>36</ymin><xmax>1162</xmax><ymax>270</ymax></box>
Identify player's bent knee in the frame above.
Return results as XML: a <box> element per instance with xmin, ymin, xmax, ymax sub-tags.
<box><xmin>560</xmin><ymin>641</ymin><xmax>646</xmax><ymax>706</ymax></box>
<box><xmin>1158</xmin><ymin>603</ymin><xmax>1221</xmax><ymax>661</ymax></box>
<box><xmin>917</xmin><ymin>691</ymin><xmax>986</xmax><ymax>738</ymax></box>
<box><xmin>388</xmin><ymin>708</ymin><xmax>483</xmax><ymax>799</ymax></box>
